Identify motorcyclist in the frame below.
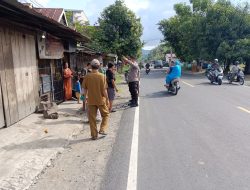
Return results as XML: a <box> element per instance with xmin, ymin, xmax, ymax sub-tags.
<box><xmin>145</xmin><ymin>63</ymin><xmax>150</xmax><ymax>74</ymax></box>
<box><xmin>230</xmin><ymin>61</ymin><xmax>240</xmax><ymax>79</ymax></box>
<box><xmin>210</xmin><ymin>59</ymin><xmax>221</xmax><ymax>79</ymax></box>
<box><xmin>211</xmin><ymin>59</ymin><xmax>220</xmax><ymax>70</ymax></box>
<box><xmin>164</xmin><ymin>60</ymin><xmax>181</xmax><ymax>88</ymax></box>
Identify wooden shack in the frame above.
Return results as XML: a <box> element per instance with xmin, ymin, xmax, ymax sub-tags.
<box><xmin>0</xmin><ymin>24</ymin><xmax>39</xmax><ymax>128</ymax></box>
<box><xmin>0</xmin><ymin>0</ymin><xmax>89</xmax><ymax>128</ymax></box>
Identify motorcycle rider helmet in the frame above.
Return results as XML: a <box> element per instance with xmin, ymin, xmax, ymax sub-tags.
<box><xmin>235</xmin><ymin>61</ymin><xmax>239</xmax><ymax>65</ymax></box>
<box><xmin>214</xmin><ymin>59</ymin><xmax>218</xmax><ymax>63</ymax></box>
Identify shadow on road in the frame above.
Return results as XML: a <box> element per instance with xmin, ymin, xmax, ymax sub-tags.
<box><xmin>113</xmin><ymin>102</ymin><xmax>130</xmax><ymax>111</ymax></box>
<box><xmin>141</xmin><ymin>90</ymin><xmax>175</xmax><ymax>99</ymax></box>
<box><xmin>196</xmin><ymin>81</ymin><xmax>228</xmax><ymax>86</ymax></box>
<box><xmin>223</xmin><ymin>83</ymin><xmax>243</xmax><ymax>86</ymax></box>
<box><xmin>196</xmin><ymin>82</ymin><xmax>215</xmax><ymax>86</ymax></box>
<box><xmin>2</xmin><ymin>136</ymin><xmax>106</xmax><ymax>150</ymax></box>
<box><xmin>196</xmin><ymin>81</ymin><xmax>243</xmax><ymax>87</ymax></box>
<box><xmin>42</xmin><ymin>119</ymin><xmax>83</xmax><ymax>126</ymax></box>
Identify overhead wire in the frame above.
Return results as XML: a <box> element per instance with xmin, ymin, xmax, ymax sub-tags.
<box><xmin>18</xmin><ymin>0</ymin><xmax>44</xmax><ymax>8</ymax></box>
<box><xmin>30</xmin><ymin>0</ymin><xmax>44</xmax><ymax>8</ymax></box>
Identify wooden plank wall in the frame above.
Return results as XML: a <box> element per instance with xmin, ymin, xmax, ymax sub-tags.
<box><xmin>28</xmin><ymin>34</ymin><xmax>40</xmax><ymax>110</ymax></box>
<box><xmin>0</xmin><ymin>28</ymin><xmax>8</xmax><ymax>127</ymax></box>
<box><xmin>0</xmin><ymin>77</ymin><xmax>5</xmax><ymax>128</ymax></box>
<box><xmin>0</xmin><ymin>24</ymin><xmax>39</xmax><ymax>126</ymax></box>
<box><xmin>0</xmin><ymin>27</ymin><xmax>19</xmax><ymax>126</ymax></box>
<box><xmin>24</xmin><ymin>34</ymin><xmax>37</xmax><ymax>113</ymax></box>
<box><xmin>11</xmin><ymin>29</ymin><xmax>26</xmax><ymax>119</ymax></box>
<box><xmin>11</xmin><ymin>29</ymin><xmax>39</xmax><ymax>120</ymax></box>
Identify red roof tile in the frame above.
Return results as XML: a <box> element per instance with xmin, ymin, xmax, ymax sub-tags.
<box><xmin>34</xmin><ymin>8</ymin><xmax>64</xmax><ymax>22</ymax></box>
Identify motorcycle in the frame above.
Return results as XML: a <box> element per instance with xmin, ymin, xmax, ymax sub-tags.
<box><xmin>227</xmin><ymin>70</ymin><xmax>245</xmax><ymax>85</ymax></box>
<box><xmin>145</xmin><ymin>68</ymin><xmax>150</xmax><ymax>74</ymax></box>
<box><xmin>165</xmin><ymin>78</ymin><xmax>180</xmax><ymax>95</ymax></box>
<box><xmin>206</xmin><ymin>66</ymin><xmax>223</xmax><ymax>85</ymax></box>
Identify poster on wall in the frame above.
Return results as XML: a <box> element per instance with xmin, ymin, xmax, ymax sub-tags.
<box><xmin>37</xmin><ymin>33</ymin><xmax>64</xmax><ymax>59</ymax></box>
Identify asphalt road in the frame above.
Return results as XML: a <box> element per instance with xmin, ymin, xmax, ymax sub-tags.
<box><xmin>101</xmin><ymin>69</ymin><xmax>250</xmax><ymax>190</ymax></box>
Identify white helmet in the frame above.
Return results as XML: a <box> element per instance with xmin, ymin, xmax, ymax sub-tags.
<box><xmin>214</xmin><ymin>59</ymin><xmax>218</xmax><ymax>62</ymax></box>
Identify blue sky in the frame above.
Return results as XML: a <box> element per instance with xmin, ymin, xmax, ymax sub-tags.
<box><xmin>20</xmin><ymin>0</ymin><xmax>245</xmax><ymax>50</ymax></box>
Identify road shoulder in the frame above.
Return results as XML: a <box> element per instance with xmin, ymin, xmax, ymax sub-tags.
<box><xmin>28</xmin><ymin>82</ymin><xmax>130</xmax><ymax>190</ymax></box>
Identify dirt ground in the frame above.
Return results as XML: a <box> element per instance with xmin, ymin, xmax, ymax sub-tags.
<box><xmin>28</xmin><ymin>82</ymin><xmax>130</xmax><ymax>190</ymax></box>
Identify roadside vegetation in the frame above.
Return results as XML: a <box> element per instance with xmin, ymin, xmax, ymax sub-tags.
<box><xmin>158</xmin><ymin>0</ymin><xmax>250</xmax><ymax>72</ymax></box>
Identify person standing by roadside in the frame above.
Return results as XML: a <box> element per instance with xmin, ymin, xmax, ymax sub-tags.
<box><xmin>74</xmin><ymin>76</ymin><xmax>81</xmax><ymax>104</ymax></box>
<box><xmin>122</xmin><ymin>56</ymin><xmax>140</xmax><ymax>107</ymax></box>
<box><xmin>83</xmin><ymin>59</ymin><xmax>110</xmax><ymax>140</ymax></box>
<box><xmin>83</xmin><ymin>62</ymin><xmax>102</xmax><ymax>122</ymax></box>
<box><xmin>79</xmin><ymin>63</ymin><xmax>90</xmax><ymax>111</ymax></box>
<box><xmin>106</xmin><ymin>62</ymin><xmax>118</xmax><ymax>112</ymax></box>
<box><xmin>99</xmin><ymin>62</ymin><xmax>106</xmax><ymax>75</ymax></box>
<box><xmin>87</xmin><ymin>62</ymin><xmax>92</xmax><ymax>73</ymax></box>
<box><xmin>63</xmin><ymin>62</ymin><xmax>73</xmax><ymax>100</ymax></box>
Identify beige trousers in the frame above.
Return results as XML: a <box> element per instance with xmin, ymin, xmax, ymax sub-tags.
<box><xmin>88</xmin><ymin>104</ymin><xmax>109</xmax><ymax>138</ymax></box>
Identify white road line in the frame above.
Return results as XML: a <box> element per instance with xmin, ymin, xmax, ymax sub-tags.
<box><xmin>182</xmin><ymin>81</ymin><xmax>195</xmax><ymax>88</ymax></box>
<box><xmin>126</xmin><ymin>99</ymin><xmax>140</xmax><ymax>190</ymax></box>
<box><xmin>237</xmin><ymin>106</ymin><xmax>250</xmax><ymax>114</ymax></box>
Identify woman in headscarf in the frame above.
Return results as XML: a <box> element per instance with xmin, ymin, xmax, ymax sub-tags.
<box><xmin>63</xmin><ymin>62</ymin><xmax>73</xmax><ymax>100</ymax></box>
<box><xmin>165</xmin><ymin>60</ymin><xmax>181</xmax><ymax>88</ymax></box>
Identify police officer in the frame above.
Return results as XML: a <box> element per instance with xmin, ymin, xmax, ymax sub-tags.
<box><xmin>122</xmin><ymin>56</ymin><xmax>140</xmax><ymax>107</ymax></box>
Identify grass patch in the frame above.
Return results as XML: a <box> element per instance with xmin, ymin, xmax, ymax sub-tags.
<box><xmin>116</xmin><ymin>73</ymin><xmax>124</xmax><ymax>84</ymax></box>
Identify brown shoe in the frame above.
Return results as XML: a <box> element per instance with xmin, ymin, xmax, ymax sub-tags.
<box><xmin>91</xmin><ymin>136</ymin><xmax>98</xmax><ymax>140</ymax></box>
<box><xmin>99</xmin><ymin>131</ymin><xmax>108</xmax><ymax>136</ymax></box>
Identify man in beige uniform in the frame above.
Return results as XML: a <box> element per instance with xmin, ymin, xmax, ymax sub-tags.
<box><xmin>83</xmin><ymin>59</ymin><xmax>110</xmax><ymax>140</ymax></box>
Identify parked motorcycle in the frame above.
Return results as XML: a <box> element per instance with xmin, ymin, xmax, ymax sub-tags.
<box><xmin>206</xmin><ymin>66</ymin><xmax>223</xmax><ymax>85</ymax></box>
<box><xmin>227</xmin><ymin>70</ymin><xmax>245</xmax><ymax>85</ymax></box>
<box><xmin>145</xmin><ymin>68</ymin><xmax>150</xmax><ymax>74</ymax></box>
<box><xmin>166</xmin><ymin>78</ymin><xmax>180</xmax><ymax>95</ymax></box>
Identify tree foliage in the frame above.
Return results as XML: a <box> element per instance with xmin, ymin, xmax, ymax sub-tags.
<box><xmin>65</xmin><ymin>1</ymin><xmax>143</xmax><ymax>58</ymax></box>
<box><xmin>159</xmin><ymin>0</ymin><xmax>250</xmax><ymax>68</ymax></box>
<box><xmin>65</xmin><ymin>11</ymin><xmax>93</xmax><ymax>39</ymax></box>
<box><xmin>65</xmin><ymin>12</ymin><xmax>102</xmax><ymax>51</ymax></box>
<box><xmin>96</xmin><ymin>0</ymin><xmax>143</xmax><ymax>58</ymax></box>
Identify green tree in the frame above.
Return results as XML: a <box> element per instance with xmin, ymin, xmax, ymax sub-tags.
<box><xmin>159</xmin><ymin>2</ymin><xmax>201</xmax><ymax>61</ymax></box>
<box><xmin>159</xmin><ymin>0</ymin><xmax>250</xmax><ymax>71</ymax></box>
<box><xmin>96</xmin><ymin>0</ymin><xmax>143</xmax><ymax>58</ymax></box>
<box><xmin>65</xmin><ymin>1</ymin><xmax>143</xmax><ymax>58</ymax></box>
<box><xmin>65</xmin><ymin>11</ymin><xmax>99</xmax><ymax>50</ymax></box>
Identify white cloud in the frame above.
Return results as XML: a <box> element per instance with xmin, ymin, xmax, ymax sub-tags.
<box><xmin>124</xmin><ymin>0</ymin><xmax>150</xmax><ymax>13</ymax></box>
<box><xmin>143</xmin><ymin>45</ymin><xmax>156</xmax><ymax>50</ymax></box>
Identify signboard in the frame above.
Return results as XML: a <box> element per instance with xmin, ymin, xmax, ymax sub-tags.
<box><xmin>37</xmin><ymin>33</ymin><xmax>64</xmax><ymax>59</ymax></box>
<box><xmin>40</xmin><ymin>74</ymin><xmax>51</xmax><ymax>94</ymax></box>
